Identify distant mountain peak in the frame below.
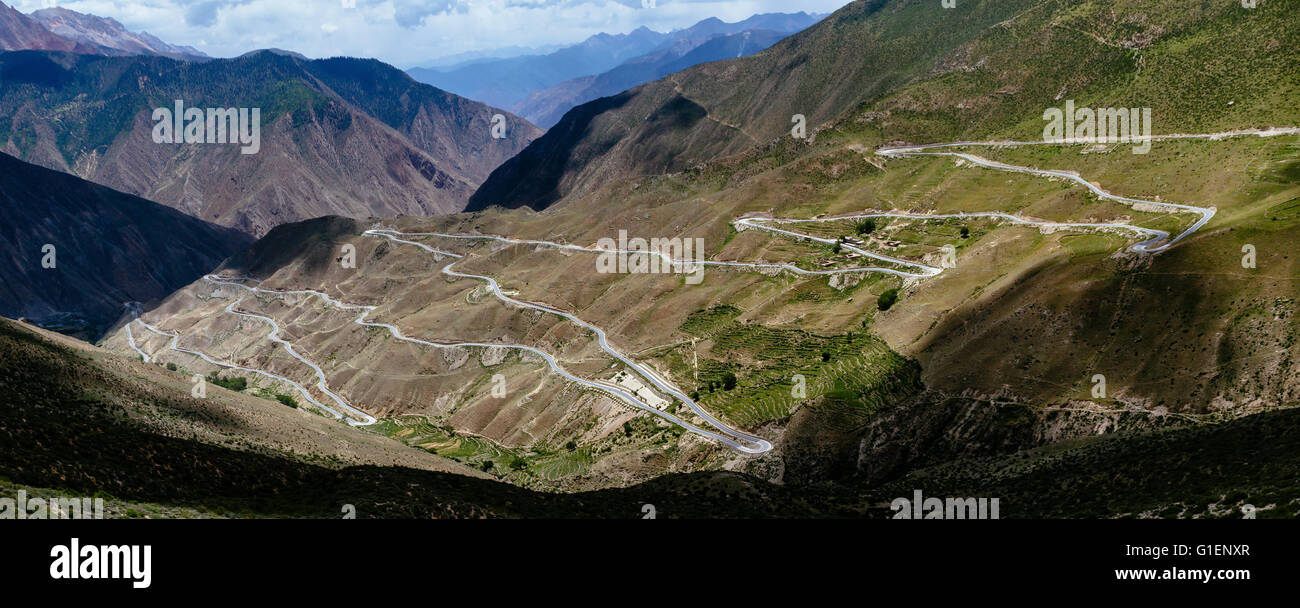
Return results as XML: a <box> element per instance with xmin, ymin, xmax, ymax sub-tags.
<box><xmin>0</xmin><ymin>1</ymin><xmax>205</xmax><ymax>59</ymax></box>
<box><xmin>0</xmin><ymin>1</ymin><xmax>92</xmax><ymax>53</ymax></box>
<box><xmin>238</xmin><ymin>48</ymin><xmax>310</xmax><ymax>61</ymax></box>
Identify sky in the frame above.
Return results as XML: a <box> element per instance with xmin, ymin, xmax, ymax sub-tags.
<box><xmin>13</xmin><ymin>0</ymin><xmax>855</xmax><ymax>68</ymax></box>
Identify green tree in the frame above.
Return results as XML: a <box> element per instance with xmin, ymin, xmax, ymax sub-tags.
<box><xmin>722</xmin><ymin>372</ymin><xmax>738</xmax><ymax>391</ymax></box>
<box><xmin>276</xmin><ymin>394</ymin><xmax>298</xmax><ymax>408</ymax></box>
<box><xmin>856</xmin><ymin>219</ymin><xmax>876</xmax><ymax>235</ymax></box>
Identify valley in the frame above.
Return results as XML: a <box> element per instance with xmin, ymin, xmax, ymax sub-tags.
<box><xmin>3</xmin><ymin>0</ymin><xmax>1298</xmax><ymax>521</ymax></box>
<box><xmin>102</xmin><ymin>127</ymin><xmax>1298</xmax><ymax>495</ymax></box>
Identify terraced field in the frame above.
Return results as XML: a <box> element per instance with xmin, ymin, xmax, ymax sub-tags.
<box><xmin>661</xmin><ymin>307</ymin><xmax>920</xmax><ymax>427</ymax></box>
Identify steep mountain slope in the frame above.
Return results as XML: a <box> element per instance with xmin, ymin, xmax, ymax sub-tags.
<box><xmin>0</xmin><ymin>151</ymin><xmax>250</xmax><ymax>339</ymax></box>
<box><xmin>305</xmin><ymin>57</ymin><xmax>540</xmax><ymax>188</ymax></box>
<box><xmin>407</xmin><ymin>26</ymin><xmax>669</xmax><ymax>110</ymax></box>
<box><xmin>0</xmin><ymin>50</ymin><xmax>541</xmax><ymax>236</ymax></box>
<box><xmin>0</xmin><ymin>1</ymin><xmax>93</xmax><ymax>53</ymax></box>
<box><xmin>514</xmin><ymin>24</ymin><xmax>811</xmax><ymax>129</ymax></box>
<box><xmin>469</xmin><ymin>0</ymin><xmax>1031</xmax><ymax>211</ymax></box>
<box><xmin>469</xmin><ymin>0</ymin><xmax>1299</xmax><ymax>212</ymax></box>
<box><xmin>29</xmin><ymin>6</ymin><xmax>207</xmax><ymax>60</ymax></box>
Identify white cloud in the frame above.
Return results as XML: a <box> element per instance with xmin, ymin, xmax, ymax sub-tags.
<box><xmin>9</xmin><ymin>0</ymin><xmax>854</xmax><ymax>67</ymax></box>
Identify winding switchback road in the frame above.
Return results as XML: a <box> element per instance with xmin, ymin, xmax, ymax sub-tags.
<box><xmin>364</xmin><ymin>230</ymin><xmax>773</xmax><ymax>454</ymax></box>
<box><xmin>131</xmin><ymin>317</ymin><xmax>354</xmax><ymax>422</ymax></box>
<box><xmin>123</xmin><ymin>129</ymin><xmax>1296</xmax><ymax>453</ymax></box>
<box><xmin>204</xmin><ymin>274</ymin><xmax>771</xmax><ymax>452</ymax></box>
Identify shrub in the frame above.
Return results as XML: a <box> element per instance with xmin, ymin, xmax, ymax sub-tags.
<box><xmin>877</xmin><ymin>288</ymin><xmax>900</xmax><ymax>311</ymax></box>
<box><xmin>165</xmin><ymin>362</ymin><xmax>178</xmax><ymax>372</ymax></box>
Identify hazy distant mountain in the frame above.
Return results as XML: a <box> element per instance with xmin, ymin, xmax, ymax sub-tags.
<box><xmin>414</xmin><ymin>44</ymin><xmax>567</xmax><ymax>70</ymax></box>
<box><xmin>411</xmin><ymin>13</ymin><xmax>821</xmax><ymax>114</ymax></box>
<box><xmin>408</xmin><ymin>26</ymin><xmax>671</xmax><ymax>109</ymax></box>
<box><xmin>0</xmin><ymin>50</ymin><xmax>542</xmax><ymax>236</ymax></box>
<box><xmin>0</xmin><ymin>151</ymin><xmax>250</xmax><ymax>339</ymax></box>
<box><xmin>30</xmin><ymin>7</ymin><xmax>207</xmax><ymax>61</ymax></box>
<box><xmin>515</xmin><ymin>16</ymin><xmax>818</xmax><ymax>128</ymax></box>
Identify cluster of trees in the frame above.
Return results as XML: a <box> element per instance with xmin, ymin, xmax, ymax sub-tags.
<box><xmin>207</xmin><ymin>374</ymin><xmax>248</xmax><ymax>392</ymax></box>
<box><xmin>694</xmin><ymin>372</ymin><xmax>739</xmax><ymax>400</ymax></box>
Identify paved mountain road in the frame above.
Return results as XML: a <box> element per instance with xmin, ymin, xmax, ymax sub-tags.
<box><xmin>124</xmin><ymin>129</ymin><xmax>1295</xmax><ymax>453</ymax></box>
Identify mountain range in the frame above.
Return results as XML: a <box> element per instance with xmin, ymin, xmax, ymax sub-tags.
<box><xmin>30</xmin><ymin>6</ymin><xmax>208</xmax><ymax>60</ymax></box>
<box><xmin>409</xmin><ymin>12</ymin><xmax>822</xmax><ymax>120</ymax></box>
<box><xmin>0</xmin><ymin>49</ymin><xmax>541</xmax><ymax>236</ymax></box>
<box><xmin>512</xmin><ymin>14</ymin><xmax>821</xmax><ymax>128</ymax></box>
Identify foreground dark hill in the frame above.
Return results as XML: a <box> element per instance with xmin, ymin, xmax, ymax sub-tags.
<box><xmin>470</xmin><ymin>0</ymin><xmax>1299</xmax><ymax>211</ymax></box>
<box><xmin>0</xmin><ymin>49</ymin><xmax>541</xmax><ymax>236</ymax></box>
<box><xmin>3</xmin><ymin>317</ymin><xmax>1295</xmax><ymax>518</ymax></box>
<box><xmin>0</xmin><ymin>152</ymin><xmax>250</xmax><ymax>339</ymax></box>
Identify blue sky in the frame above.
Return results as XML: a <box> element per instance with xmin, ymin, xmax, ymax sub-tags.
<box><xmin>13</xmin><ymin>0</ymin><xmax>854</xmax><ymax>68</ymax></box>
